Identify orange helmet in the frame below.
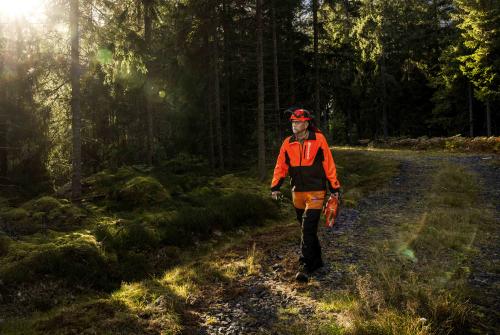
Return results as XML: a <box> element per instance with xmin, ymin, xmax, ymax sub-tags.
<box><xmin>287</xmin><ymin>108</ymin><xmax>313</xmax><ymax>122</ymax></box>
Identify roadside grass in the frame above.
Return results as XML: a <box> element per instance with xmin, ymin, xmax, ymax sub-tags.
<box><xmin>362</xmin><ymin>135</ymin><xmax>500</xmax><ymax>154</ymax></box>
<box><xmin>315</xmin><ymin>163</ymin><xmax>493</xmax><ymax>334</ymax></box>
<box><xmin>333</xmin><ymin>150</ymin><xmax>400</xmax><ymax>207</ymax></box>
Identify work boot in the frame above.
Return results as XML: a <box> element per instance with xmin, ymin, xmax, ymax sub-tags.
<box><xmin>295</xmin><ymin>271</ymin><xmax>308</xmax><ymax>283</ymax></box>
<box><xmin>307</xmin><ymin>260</ymin><xmax>324</xmax><ymax>274</ymax></box>
<box><xmin>295</xmin><ymin>264</ymin><xmax>309</xmax><ymax>283</ymax></box>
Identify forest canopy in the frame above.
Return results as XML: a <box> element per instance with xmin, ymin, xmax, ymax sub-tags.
<box><xmin>0</xmin><ymin>0</ymin><xmax>498</xmax><ymax>193</ymax></box>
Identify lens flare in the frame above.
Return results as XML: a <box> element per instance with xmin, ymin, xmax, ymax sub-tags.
<box><xmin>0</xmin><ymin>0</ymin><xmax>45</xmax><ymax>21</ymax></box>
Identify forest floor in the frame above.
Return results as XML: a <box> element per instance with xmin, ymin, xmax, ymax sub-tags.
<box><xmin>1</xmin><ymin>149</ymin><xmax>498</xmax><ymax>335</ymax></box>
<box><xmin>182</xmin><ymin>149</ymin><xmax>499</xmax><ymax>335</ymax></box>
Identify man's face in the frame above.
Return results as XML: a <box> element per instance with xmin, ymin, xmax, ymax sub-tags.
<box><xmin>291</xmin><ymin>120</ymin><xmax>308</xmax><ymax>134</ymax></box>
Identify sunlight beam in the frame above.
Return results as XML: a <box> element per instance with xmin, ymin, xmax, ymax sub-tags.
<box><xmin>0</xmin><ymin>0</ymin><xmax>46</xmax><ymax>22</ymax></box>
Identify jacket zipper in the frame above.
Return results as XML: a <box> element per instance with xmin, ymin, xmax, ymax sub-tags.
<box><xmin>298</xmin><ymin>141</ymin><xmax>305</xmax><ymax>189</ymax></box>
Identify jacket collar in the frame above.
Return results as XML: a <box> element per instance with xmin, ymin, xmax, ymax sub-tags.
<box><xmin>289</xmin><ymin>131</ymin><xmax>316</xmax><ymax>143</ymax></box>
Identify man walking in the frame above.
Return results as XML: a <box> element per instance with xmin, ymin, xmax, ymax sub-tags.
<box><xmin>271</xmin><ymin>108</ymin><xmax>341</xmax><ymax>282</ymax></box>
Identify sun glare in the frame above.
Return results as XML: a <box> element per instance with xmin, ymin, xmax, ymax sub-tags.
<box><xmin>0</xmin><ymin>0</ymin><xmax>45</xmax><ymax>21</ymax></box>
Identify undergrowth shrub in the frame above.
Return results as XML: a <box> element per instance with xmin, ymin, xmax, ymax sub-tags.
<box><xmin>0</xmin><ymin>233</ymin><xmax>11</xmax><ymax>256</ymax></box>
<box><xmin>34</xmin><ymin>299</ymin><xmax>151</xmax><ymax>335</ymax></box>
<box><xmin>117</xmin><ymin>251</ymin><xmax>152</xmax><ymax>281</ymax></box>
<box><xmin>0</xmin><ymin>237</ymin><xmax>116</xmax><ymax>290</ymax></box>
<box><xmin>158</xmin><ymin>192</ymin><xmax>278</xmax><ymax>246</ymax></box>
<box><xmin>0</xmin><ymin>196</ymin><xmax>85</xmax><ymax>236</ymax></box>
<box><xmin>367</xmin><ymin>135</ymin><xmax>500</xmax><ymax>154</ymax></box>
<box><xmin>95</xmin><ymin>221</ymin><xmax>160</xmax><ymax>252</ymax></box>
<box><xmin>115</xmin><ymin>176</ymin><xmax>171</xmax><ymax>207</ymax></box>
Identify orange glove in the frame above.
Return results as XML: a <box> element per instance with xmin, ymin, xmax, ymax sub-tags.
<box><xmin>323</xmin><ymin>195</ymin><xmax>340</xmax><ymax>228</ymax></box>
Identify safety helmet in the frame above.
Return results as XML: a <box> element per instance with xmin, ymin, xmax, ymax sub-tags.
<box><xmin>286</xmin><ymin>108</ymin><xmax>313</xmax><ymax>122</ymax></box>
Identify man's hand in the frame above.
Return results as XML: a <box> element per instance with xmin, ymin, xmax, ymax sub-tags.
<box><xmin>329</xmin><ymin>191</ymin><xmax>340</xmax><ymax>200</ymax></box>
<box><xmin>271</xmin><ymin>191</ymin><xmax>282</xmax><ymax>201</ymax></box>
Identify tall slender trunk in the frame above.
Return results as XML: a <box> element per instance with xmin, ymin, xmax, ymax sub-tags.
<box><xmin>206</xmin><ymin>33</ymin><xmax>215</xmax><ymax>169</ymax></box>
<box><xmin>222</xmin><ymin>0</ymin><xmax>233</xmax><ymax>167</ymax></box>
<box><xmin>486</xmin><ymin>99</ymin><xmax>491</xmax><ymax>136</ymax></box>
<box><xmin>288</xmin><ymin>18</ymin><xmax>295</xmax><ymax>106</ymax></box>
<box><xmin>256</xmin><ymin>0</ymin><xmax>266</xmax><ymax>180</ymax></box>
<box><xmin>144</xmin><ymin>0</ymin><xmax>154</xmax><ymax>165</ymax></box>
<box><xmin>271</xmin><ymin>0</ymin><xmax>281</xmax><ymax>137</ymax></box>
<box><xmin>468</xmin><ymin>82</ymin><xmax>473</xmax><ymax>137</ymax></box>
<box><xmin>313</xmin><ymin>0</ymin><xmax>320</xmax><ymax>124</ymax></box>
<box><xmin>0</xmin><ymin>67</ymin><xmax>6</xmax><ymax>176</ymax></box>
<box><xmin>212</xmin><ymin>27</ymin><xmax>224</xmax><ymax>171</ymax></box>
<box><xmin>207</xmin><ymin>96</ymin><xmax>215</xmax><ymax>170</ymax></box>
<box><xmin>70</xmin><ymin>0</ymin><xmax>82</xmax><ymax>200</ymax></box>
<box><xmin>343</xmin><ymin>0</ymin><xmax>352</xmax><ymax>143</ymax></box>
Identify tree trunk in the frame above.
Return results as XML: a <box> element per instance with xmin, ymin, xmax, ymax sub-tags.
<box><xmin>144</xmin><ymin>0</ymin><xmax>154</xmax><ymax>165</ymax></box>
<box><xmin>486</xmin><ymin>99</ymin><xmax>491</xmax><ymax>136</ymax></box>
<box><xmin>0</xmin><ymin>78</ymin><xmax>6</xmax><ymax>176</ymax></box>
<box><xmin>206</xmin><ymin>33</ymin><xmax>215</xmax><ymax>170</ymax></box>
<box><xmin>222</xmin><ymin>0</ymin><xmax>233</xmax><ymax>167</ymax></box>
<box><xmin>212</xmin><ymin>28</ymin><xmax>224</xmax><ymax>171</ymax></box>
<box><xmin>70</xmin><ymin>0</ymin><xmax>82</xmax><ymax>201</ymax></box>
<box><xmin>256</xmin><ymin>0</ymin><xmax>266</xmax><ymax>180</ymax></box>
<box><xmin>271</xmin><ymin>0</ymin><xmax>281</xmax><ymax>137</ymax></box>
<box><xmin>288</xmin><ymin>18</ymin><xmax>296</xmax><ymax>106</ymax></box>
<box><xmin>313</xmin><ymin>0</ymin><xmax>320</xmax><ymax>124</ymax></box>
<box><xmin>468</xmin><ymin>82</ymin><xmax>473</xmax><ymax>137</ymax></box>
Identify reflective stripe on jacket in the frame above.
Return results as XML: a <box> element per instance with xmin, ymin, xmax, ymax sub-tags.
<box><xmin>271</xmin><ymin>131</ymin><xmax>340</xmax><ymax>192</ymax></box>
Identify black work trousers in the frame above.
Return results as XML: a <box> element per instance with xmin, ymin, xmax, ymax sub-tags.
<box><xmin>295</xmin><ymin>208</ymin><xmax>323</xmax><ymax>272</ymax></box>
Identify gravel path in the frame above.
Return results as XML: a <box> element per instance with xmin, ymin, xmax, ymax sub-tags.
<box><xmin>188</xmin><ymin>153</ymin><xmax>499</xmax><ymax>335</ymax></box>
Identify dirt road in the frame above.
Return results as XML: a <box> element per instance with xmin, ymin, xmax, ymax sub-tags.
<box><xmin>188</xmin><ymin>152</ymin><xmax>499</xmax><ymax>335</ymax></box>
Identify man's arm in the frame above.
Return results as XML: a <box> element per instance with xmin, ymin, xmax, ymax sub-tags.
<box><xmin>271</xmin><ymin>140</ymin><xmax>289</xmax><ymax>194</ymax></box>
<box><xmin>319</xmin><ymin>134</ymin><xmax>340</xmax><ymax>193</ymax></box>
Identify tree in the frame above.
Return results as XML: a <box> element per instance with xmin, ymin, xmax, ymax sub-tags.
<box><xmin>256</xmin><ymin>0</ymin><xmax>266</xmax><ymax>180</ymax></box>
<box><xmin>70</xmin><ymin>0</ymin><xmax>82</xmax><ymax>200</ymax></box>
<box><xmin>455</xmin><ymin>0</ymin><xmax>500</xmax><ymax>136</ymax></box>
<box><xmin>143</xmin><ymin>0</ymin><xmax>155</xmax><ymax>165</ymax></box>
<box><xmin>271</xmin><ymin>0</ymin><xmax>281</xmax><ymax>137</ymax></box>
<box><xmin>313</xmin><ymin>0</ymin><xmax>321</xmax><ymax>124</ymax></box>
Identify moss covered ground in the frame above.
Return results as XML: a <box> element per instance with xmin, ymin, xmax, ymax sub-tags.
<box><xmin>0</xmin><ymin>154</ymin><xmax>281</xmax><ymax>334</ymax></box>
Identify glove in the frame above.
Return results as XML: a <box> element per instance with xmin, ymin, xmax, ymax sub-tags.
<box><xmin>271</xmin><ymin>191</ymin><xmax>282</xmax><ymax>201</ymax></box>
<box><xmin>323</xmin><ymin>194</ymin><xmax>340</xmax><ymax>228</ymax></box>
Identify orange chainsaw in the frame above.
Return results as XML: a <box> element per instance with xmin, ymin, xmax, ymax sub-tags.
<box><xmin>323</xmin><ymin>194</ymin><xmax>340</xmax><ymax>228</ymax></box>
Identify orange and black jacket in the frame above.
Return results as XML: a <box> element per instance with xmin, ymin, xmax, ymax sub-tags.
<box><xmin>271</xmin><ymin>131</ymin><xmax>340</xmax><ymax>193</ymax></box>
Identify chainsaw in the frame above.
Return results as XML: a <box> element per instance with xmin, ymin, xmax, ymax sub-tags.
<box><xmin>323</xmin><ymin>193</ymin><xmax>340</xmax><ymax>228</ymax></box>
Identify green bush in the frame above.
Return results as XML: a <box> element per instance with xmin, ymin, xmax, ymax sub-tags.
<box><xmin>0</xmin><ymin>238</ymin><xmax>117</xmax><ymax>290</ymax></box>
<box><xmin>25</xmin><ymin>196</ymin><xmax>62</xmax><ymax>212</ymax></box>
<box><xmin>94</xmin><ymin>220</ymin><xmax>160</xmax><ymax>253</ymax></box>
<box><xmin>115</xmin><ymin>176</ymin><xmax>171</xmax><ymax>207</ymax></box>
<box><xmin>158</xmin><ymin>192</ymin><xmax>278</xmax><ymax>246</ymax></box>
<box><xmin>159</xmin><ymin>153</ymin><xmax>209</xmax><ymax>174</ymax></box>
<box><xmin>0</xmin><ymin>196</ymin><xmax>86</xmax><ymax>235</ymax></box>
<box><xmin>0</xmin><ymin>208</ymin><xmax>40</xmax><ymax>235</ymax></box>
<box><xmin>0</xmin><ymin>233</ymin><xmax>11</xmax><ymax>256</ymax></box>
<box><xmin>117</xmin><ymin>251</ymin><xmax>152</xmax><ymax>281</ymax></box>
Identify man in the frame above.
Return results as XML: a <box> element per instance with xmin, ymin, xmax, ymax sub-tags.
<box><xmin>271</xmin><ymin>108</ymin><xmax>341</xmax><ymax>282</ymax></box>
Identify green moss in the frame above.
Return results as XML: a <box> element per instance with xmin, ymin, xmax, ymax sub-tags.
<box><xmin>33</xmin><ymin>299</ymin><xmax>155</xmax><ymax>335</ymax></box>
<box><xmin>0</xmin><ymin>196</ymin><xmax>9</xmax><ymax>208</ymax></box>
<box><xmin>0</xmin><ymin>233</ymin><xmax>11</xmax><ymax>256</ymax></box>
<box><xmin>158</xmin><ymin>192</ymin><xmax>278</xmax><ymax>246</ymax></box>
<box><xmin>24</xmin><ymin>196</ymin><xmax>62</xmax><ymax>213</ymax></box>
<box><xmin>0</xmin><ymin>234</ymin><xmax>117</xmax><ymax>290</ymax></box>
<box><xmin>1</xmin><ymin>196</ymin><xmax>85</xmax><ymax>235</ymax></box>
<box><xmin>0</xmin><ymin>208</ymin><xmax>40</xmax><ymax>235</ymax></box>
<box><xmin>116</xmin><ymin>176</ymin><xmax>171</xmax><ymax>207</ymax></box>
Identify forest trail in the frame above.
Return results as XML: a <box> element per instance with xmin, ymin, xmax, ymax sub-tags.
<box><xmin>184</xmin><ymin>151</ymin><xmax>499</xmax><ymax>335</ymax></box>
